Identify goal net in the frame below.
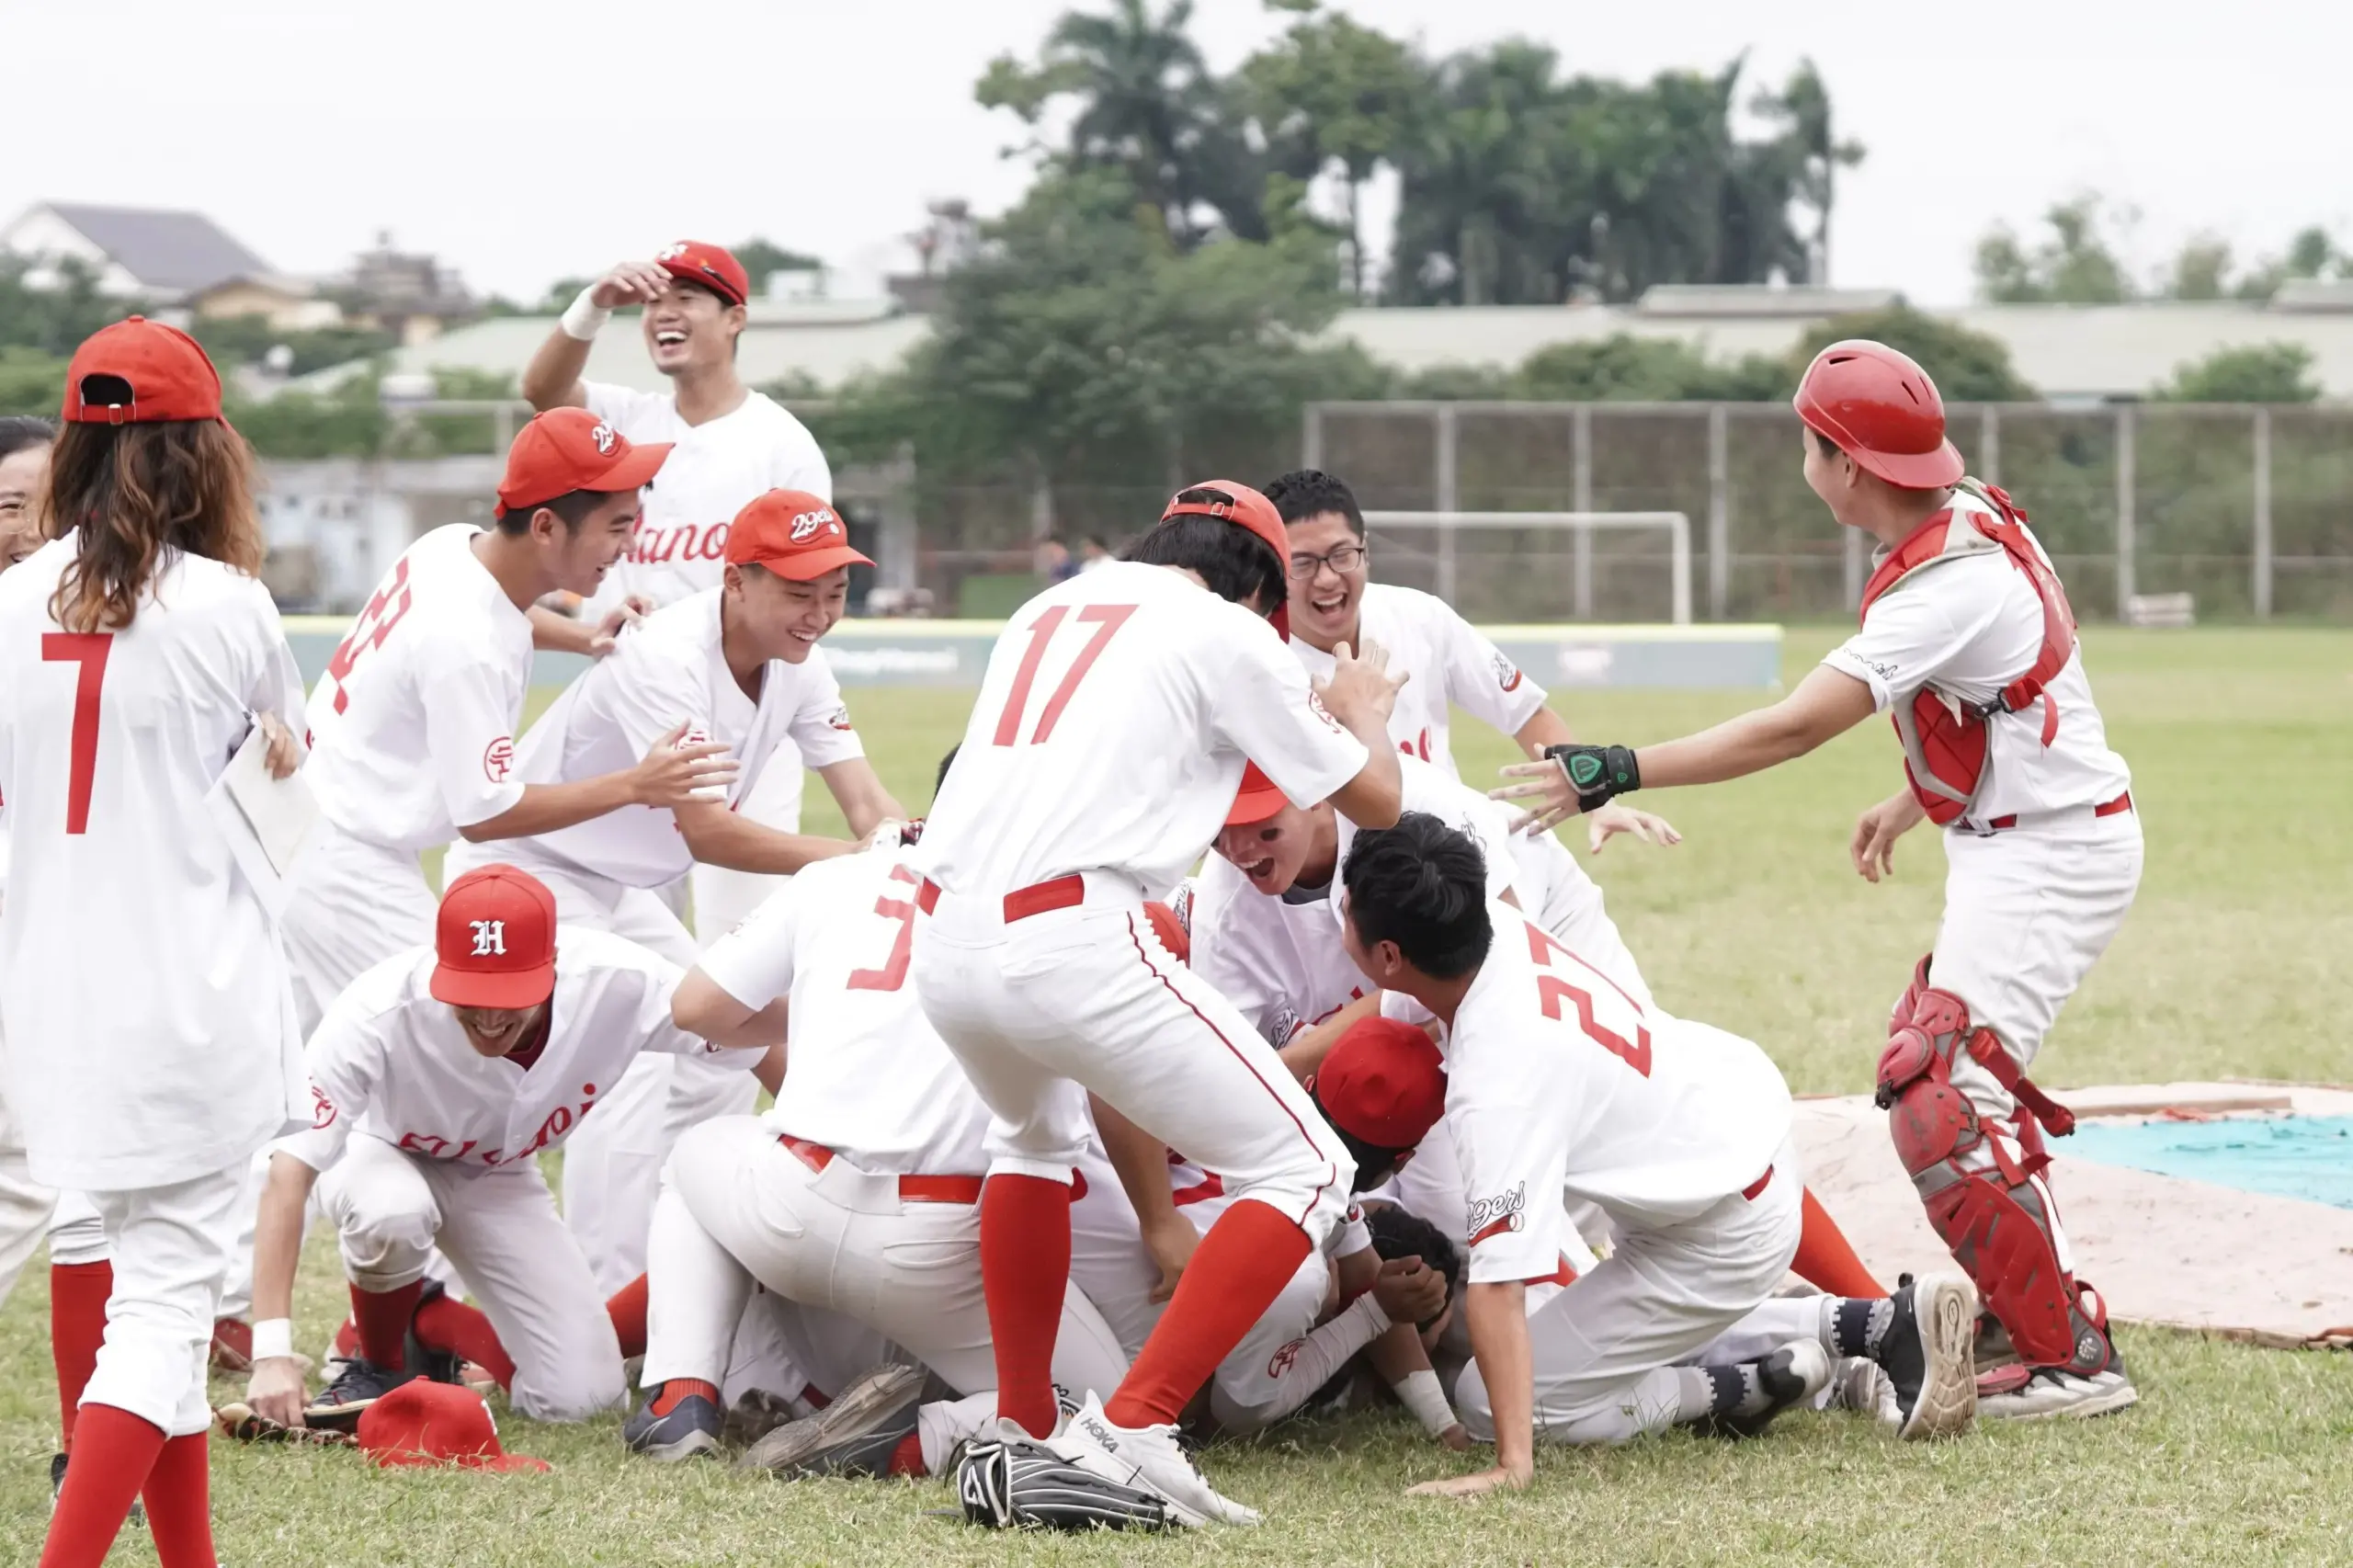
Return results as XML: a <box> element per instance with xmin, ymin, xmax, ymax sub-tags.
<box><xmin>1357</xmin><ymin>511</ymin><xmax>1694</xmax><ymax>625</ymax></box>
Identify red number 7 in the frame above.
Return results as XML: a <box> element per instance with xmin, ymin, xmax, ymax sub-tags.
<box><xmin>991</xmin><ymin>604</ymin><xmax>1138</xmax><ymax>746</ymax></box>
<box><xmin>846</xmin><ymin>866</ymin><xmax>921</xmax><ymax>992</ymax></box>
<box><xmin>42</xmin><ymin>632</ymin><xmax>113</xmax><ymax>835</ymax></box>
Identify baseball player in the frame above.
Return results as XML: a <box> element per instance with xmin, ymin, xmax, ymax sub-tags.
<box><xmin>240</xmin><ymin>865</ymin><xmax>779</xmax><ymax>1432</ymax></box>
<box><xmin>0</xmin><ymin>415</ymin><xmax>56</xmax><ymax>1311</ymax></box>
<box><xmin>520</xmin><ymin>241</ymin><xmax>835</xmax><ymax>939</ymax></box>
<box><xmin>630</xmin><ymin>839</ymin><xmax>1136</xmax><ymax>1460</ymax></box>
<box><xmin>907</xmin><ymin>480</ymin><xmax>1405</xmax><ymax>1528</ymax></box>
<box><xmin>2</xmin><ymin>318</ymin><xmax>310</xmax><ymax>1568</ymax></box>
<box><xmin>1503</xmin><ymin>341</ymin><xmax>2141</xmax><ymax>1421</ymax></box>
<box><xmin>447</xmin><ymin>487</ymin><xmax>904</xmax><ymax>1293</ymax></box>
<box><xmin>1335</xmin><ymin>816</ymin><xmax>1978</xmax><ymax>1498</ymax></box>
<box><xmin>281</xmin><ymin>407</ymin><xmax>732</xmax><ymax>1035</ymax></box>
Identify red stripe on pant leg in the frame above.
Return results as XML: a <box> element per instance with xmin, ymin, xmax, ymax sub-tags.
<box><xmin>411</xmin><ymin>1294</ymin><xmax>515</xmax><ymax>1392</ymax></box>
<box><xmin>1106</xmin><ymin>1198</ymin><xmax>1313</xmax><ymax>1430</ymax></box>
<box><xmin>139</xmin><ymin>1430</ymin><xmax>215</xmax><ymax>1568</ymax></box>
<box><xmin>50</xmin><ymin>1262</ymin><xmax>111</xmax><ymax>1452</ymax></box>
<box><xmin>1794</xmin><ymin>1187</ymin><xmax>1888</xmax><ymax>1299</ymax></box>
<box><xmin>40</xmin><ymin>1403</ymin><xmax>164</xmax><ymax>1568</ymax></box>
<box><xmin>981</xmin><ymin>1173</ymin><xmax>1071</xmax><ymax>1440</ymax></box>
<box><xmin>606</xmin><ymin>1273</ymin><xmax>649</xmax><ymax>1360</ymax></box>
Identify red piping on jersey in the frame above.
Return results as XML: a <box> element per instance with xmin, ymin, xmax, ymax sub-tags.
<box><xmin>1470</xmin><ymin>1215</ymin><xmax>1518</xmax><ymax>1248</ymax></box>
<box><xmin>1742</xmin><ymin>1165</ymin><xmax>1775</xmax><ymax>1202</ymax></box>
<box><xmin>1122</xmin><ymin>911</ymin><xmax>1336</xmax><ymax>1229</ymax></box>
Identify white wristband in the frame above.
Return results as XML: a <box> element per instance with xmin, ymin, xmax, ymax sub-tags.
<box><xmin>1396</xmin><ymin>1367</ymin><xmax>1456</xmax><ymax>1437</ymax></box>
<box><xmin>559</xmin><ymin>287</ymin><xmax>611</xmax><ymax>342</ymax></box>
<box><xmin>251</xmin><ymin>1317</ymin><xmax>295</xmax><ymax>1362</ymax></box>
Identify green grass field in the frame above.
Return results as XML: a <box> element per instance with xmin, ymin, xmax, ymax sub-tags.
<box><xmin>5</xmin><ymin>627</ymin><xmax>2350</xmax><ymax>1565</ymax></box>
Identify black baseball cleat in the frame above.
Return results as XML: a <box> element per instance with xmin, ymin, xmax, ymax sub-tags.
<box><xmin>623</xmin><ymin>1387</ymin><xmax>724</xmax><ymax>1461</ymax></box>
<box><xmin>303</xmin><ymin>1358</ymin><xmax>418</xmax><ymax>1434</ymax></box>
<box><xmin>1699</xmin><ymin>1339</ymin><xmax>1831</xmax><ymax>1439</ymax></box>
<box><xmin>1877</xmin><ymin>1273</ymin><xmax>1979</xmax><ymax>1439</ymax></box>
<box><xmin>737</xmin><ymin>1362</ymin><xmax>926</xmax><ymax>1477</ymax></box>
<box><xmin>404</xmin><ymin>1280</ymin><xmax>463</xmax><ymax>1387</ymax></box>
<box><xmin>51</xmin><ymin>1451</ymin><xmax>144</xmax><ymax>1524</ymax></box>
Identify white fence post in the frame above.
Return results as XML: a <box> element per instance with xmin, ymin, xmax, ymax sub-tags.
<box><xmin>1572</xmin><ymin>405</ymin><xmax>1595</xmax><ymax>619</ymax></box>
<box><xmin>2252</xmin><ymin>407</ymin><xmax>2273</xmax><ymax>619</ymax></box>
<box><xmin>1302</xmin><ymin>403</ymin><xmax>1324</xmax><ymax>470</ymax></box>
<box><xmin>1435</xmin><ymin>403</ymin><xmax>1460</xmax><ymax>604</ymax></box>
<box><xmin>1707</xmin><ymin>404</ymin><xmax>1729</xmax><ymax>620</ymax></box>
<box><xmin>1979</xmin><ymin>405</ymin><xmax>2000</xmax><ymax>487</ymax></box>
<box><xmin>2114</xmin><ymin>405</ymin><xmax>2136</xmax><ymax>612</ymax></box>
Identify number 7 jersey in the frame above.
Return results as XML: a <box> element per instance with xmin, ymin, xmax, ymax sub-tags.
<box><xmin>915</xmin><ymin>562</ymin><xmax>1369</xmax><ymax>899</ymax></box>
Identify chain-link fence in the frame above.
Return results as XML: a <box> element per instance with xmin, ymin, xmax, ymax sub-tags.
<box><xmin>1305</xmin><ymin>402</ymin><xmax>2353</xmax><ymax>623</ymax></box>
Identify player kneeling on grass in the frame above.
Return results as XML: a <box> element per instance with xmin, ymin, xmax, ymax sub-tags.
<box><xmin>240</xmin><ymin>866</ymin><xmax>780</xmax><ymax>1433</ymax></box>
<box><xmin>1499</xmin><ymin>341</ymin><xmax>2142</xmax><ymax>1421</ymax></box>
<box><xmin>1336</xmin><ymin>814</ymin><xmax>1979</xmax><ymax>1495</ymax></box>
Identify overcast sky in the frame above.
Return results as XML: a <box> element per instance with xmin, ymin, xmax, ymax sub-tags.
<box><xmin>12</xmin><ymin>0</ymin><xmax>2350</xmax><ymax>308</ymax></box>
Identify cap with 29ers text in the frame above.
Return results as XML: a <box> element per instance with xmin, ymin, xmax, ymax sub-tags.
<box><xmin>62</xmin><ymin>316</ymin><xmax>224</xmax><ymax>425</ymax></box>
<box><xmin>725</xmin><ymin>489</ymin><xmax>874</xmax><ymax>581</ymax></box>
<box><xmin>1313</xmin><ymin>1017</ymin><xmax>1448</xmax><ymax>1151</ymax></box>
<box><xmin>496</xmin><ymin>407</ymin><xmax>673</xmax><ymax>517</ymax></box>
<box><xmin>431</xmin><ymin>865</ymin><xmax>558</xmax><ymax>1009</ymax></box>
<box><xmin>654</xmin><ymin>241</ymin><xmax>751</xmax><ymax>309</ymax></box>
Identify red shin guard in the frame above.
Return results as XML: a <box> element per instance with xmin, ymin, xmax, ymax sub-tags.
<box><xmin>49</xmin><ymin>1261</ymin><xmax>112</xmax><ymax>1451</ymax></box>
<box><xmin>1107</xmin><ymin>1198</ymin><xmax>1312</xmax><ymax>1430</ymax></box>
<box><xmin>979</xmin><ymin>1174</ymin><xmax>1073</xmax><ymax>1439</ymax></box>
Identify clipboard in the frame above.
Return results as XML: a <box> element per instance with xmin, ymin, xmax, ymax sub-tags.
<box><xmin>205</xmin><ymin>722</ymin><xmax>320</xmax><ymax>916</ymax></box>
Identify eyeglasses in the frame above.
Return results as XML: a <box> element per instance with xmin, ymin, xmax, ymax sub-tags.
<box><xmin>1287</xmin><ymin>543</ymin><xmax>1367</xmax><ymax>580</ymax></box>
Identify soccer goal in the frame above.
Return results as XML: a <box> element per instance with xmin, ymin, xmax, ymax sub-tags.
<box><xmin>1358</xmin><ymin>510</ymin><xmax>1694</xmax><ymax>625</ymax></box>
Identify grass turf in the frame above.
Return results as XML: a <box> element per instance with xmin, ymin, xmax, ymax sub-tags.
<box><xmin>4</xmin><ymin>626</ymin><xmax>2349</xmax><ymax>1565</ymax></box>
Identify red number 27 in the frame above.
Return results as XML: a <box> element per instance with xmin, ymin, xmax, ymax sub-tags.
<box><xmin>990</xmin><ymin>604</ymin><xmax>1137</xmax><ymax>746</ymax></box>
<box><xmin>42</xmin><ymin>632</ymin><xmax>113</xmax><ymax>835</ymax></box>
<box><xmin>1525</xmin><ymin>922</ymin><xmax>1652</xmax><ymax>1077</ymax></box>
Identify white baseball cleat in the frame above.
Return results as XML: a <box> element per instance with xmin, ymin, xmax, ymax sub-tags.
<box><xmin>1881</xmin><ymin>1273</ymin><xmax>1979</xmax><ymax>1440</ymax></box>
<box><xmin>1045</xmin><ymin>1392</ymin><xmax>1260</xmax><ymax>1528</ymax></box>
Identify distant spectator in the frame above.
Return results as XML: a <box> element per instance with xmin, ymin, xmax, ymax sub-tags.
<box><xmin>1035</xmin><ymin>536</ymin><xmax>1077</xmax><ymax>583</ymax></box>
<box><xmin>1078</xmin><ymin>535</ymin><xmax>1115</xmax><ymax>573</ymax></box>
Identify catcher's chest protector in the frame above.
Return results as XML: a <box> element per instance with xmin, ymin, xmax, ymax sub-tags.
<box><xmin>1859</xmin><ymin>482</ymin><xmax>2078</xmax><ymax>824</ymax></box>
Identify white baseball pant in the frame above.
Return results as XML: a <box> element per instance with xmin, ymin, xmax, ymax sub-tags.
<box><xmin>79</xmin><ymin>1164</ymin><xmax>247</xmax><ymax>1437</ymax></box>
<box><xmin>641</xmin><ymin>1115</ymin><xmax>1129</xmax><ymax>1402</ymax></box>
<box><xmin>716</xmin><ymin>1291</ymin><xmax>897</xmax><ymax>1412</ymax></box>
<box><xmin>911</xmin><ymin>881</ymin><xmax>1354</xmax><ymax>1246</ymax></box>
<box><xmin>281</xmin><ymin>824</ymin><xmax>437</xmax><ymax>1040</ymax></box>
<box><xmin>49</xmin><ymin>1190</ymin><xmax>109</xmax><ymax>1266</ymax></box>
<box><xmin>313</xmin><ymin>1132</ymin><xmax>624</xmax><ymax>1422</ymax></box>
<box><xmin>1454</xmin><ymin>1139</ymin><xmax>1804</xmax><ymax>1446</ymax></box>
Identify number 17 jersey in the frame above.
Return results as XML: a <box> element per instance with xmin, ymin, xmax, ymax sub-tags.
<box><xmin>916</xmin><ymin>562</ymin><xmax>1368</xmax><ymax>899</ymax></box>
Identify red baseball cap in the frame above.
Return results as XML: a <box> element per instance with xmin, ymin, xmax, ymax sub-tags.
<box><xmin>724</xmin><ymin>489</ymin><xmax>873</xmax><ymax>581</ymax></box>
<box><xmin>1226</xmin><ymin>761</ymin><xmax>1292</xmax><ymax>826</ymax></box>
<box><xmin>495</xmin><ymin>408</ymin><xmax>672</xmax><ymax>517</ymax></box>
<box><xmin>62</xmin><ymin>316</ymin><xmax>223</xmax><ymax>425</ymax></box>
<box><xmin>431</xmin><ymin>865</ymin><xmax>558</xmax><ymax>1009</ymax></box>
<box><xmin>358</xmin><ymin>1382</ymin><xmax>551</xmax><ymax>1473</ymax></box>
<box><xmin>1163</xmin><ymin>480</ymin><xmax>1291</xmax><ymax>637</ymax></box>
<box><xmin>654</xmin><ymin>241</ymin><xmax>751</xmax><ymax>308</ymax></box>
<box><xmin>1313</xmin><ymin>1017</ymin><xmax>1447</xmax><ymax>1149</ymax></box>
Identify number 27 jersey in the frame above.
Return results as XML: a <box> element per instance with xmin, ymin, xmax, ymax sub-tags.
<box><xmin>916</xmin><ymin>562</ymin><xmax>1368</xmax><ymax>899</ymax></box>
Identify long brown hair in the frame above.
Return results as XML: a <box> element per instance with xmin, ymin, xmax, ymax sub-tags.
<box><xmin>45</xmin><ymin>419</ymin><xmax>264</xmax><ymax>632</ymax></box>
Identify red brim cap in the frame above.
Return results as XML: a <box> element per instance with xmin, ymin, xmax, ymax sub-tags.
<box><xmin>428</xmin><ymin>960</ymin><xmax>556</xmax><ymax>1010</ymax></box>
<box><xmin>761</xmin><ymin>542</ymin><xmax>874</xmax><ymax>582</ymax></box>
<box><xmin>1225</xmin><ymin>762</ymin><xmax>1290</xmax><ymax>826</ymax></box>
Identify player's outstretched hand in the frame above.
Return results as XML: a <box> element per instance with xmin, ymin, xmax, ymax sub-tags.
<box><xmin>1407</xmin><ymin>1464</ymin><xmax>1530</xmax><ymax>1499</ymax></box>
<box><xmin>1370</xmin><ymin>1256</ymin><xmax>1447</xmax><ymax>1326</ymax></box>
<box><xmin>1586</xmin><ymin>802</ymin><xmax>1680</xmax><ymax>855</ymax></box>
<box><xmin>588</xmin><ymin>596</ymin><xmax>654</xmax><ymax>658</ymax></box>
<box><xmin>633</xmin><ymin>723</ymin><xmax>739</xmax><ymax>808</ymax></box>
<box><xmin>1850</xmin><ymin>790</ymin><xmax>1927</xmax><ymax>883</ymax></box>
<box><xmin>256</xmin><ymin>711</ymin><xmax>303</xmax><ymax>780</ymax></box>
<box><xmin>1313</xmin><ymin>637</ymin><xmax>1407</xmax><ymax>732</ymax></box>
<box><xmin>588</xmin><ymin>260</ymin><xmax>673</xmax><ymax>309</ymax></box>
<box><xmin>1492</xmin><ymin>759</ymin><xmax>1579</xmax><ymax>835</ymax></box>
<box><xmin>244</xmin><ymin>1356</ymin><xmax>308</xmax><ymax>1431</ymax></box>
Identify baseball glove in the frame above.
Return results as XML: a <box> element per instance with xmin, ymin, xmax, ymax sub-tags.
<box><xmin>955</xmin><ymin>1437</ymin><xmax>1173</xmax><ymax>1532</ymax></box>
<box><xmin>214</xmin><ymin>1403</ymin><xmax>356</xmax><ymax>1447</ymax></box>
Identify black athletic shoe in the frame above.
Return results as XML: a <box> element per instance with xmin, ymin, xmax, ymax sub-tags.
<box><xmin>623</xmin><ymin>1389</ymin><xmax>724</xmax><ymax>1461</ymax></box>
<box><xmin>737</xmin><ymin>1363</ymin><xmax>927</xmax><ymax>1476</ymax></box>
<box><xmin>1877</xmin><ymin>1273</ymin><xmax>1978</xmax><ymax>1439</ymax></box>
<box><xmin>1699</xmin><ymin>1340</ymin><xmax>1831</xmax><ymax>1438</ymax></box>
<box><xmin>47</xmin><ymin>1452</ymin><xmax>134</xmax><ymax>1523</ymax></box>
<box><xmin>403</xmin><ymin>1280</ymin><xmax>463</xmax><ymax>1387</ymax></box>
<box><xmin>303</xmin><ymin>1357</ymin><xmax>418</xmax><ymax>1433</ymax></box>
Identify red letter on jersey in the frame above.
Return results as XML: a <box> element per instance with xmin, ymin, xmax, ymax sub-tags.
<box><xmin>40</xmin><ymin>632</ymin><xmax>112</xmax><ymax>835</ymax></box>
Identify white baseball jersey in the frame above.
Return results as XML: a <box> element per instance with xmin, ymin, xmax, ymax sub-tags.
<box><xmin>1444</xmin><ymin>900</ymin><xmax>1790</xmax><ymax>1284</ymax></box>
<box><xmin>303</xmin><ymin>524</ymin><xmax>534</xmax><ymax>853</ymax></box>
<box><xmin>696</xmin><ymin>848</ymin><xmax>990</xmax><ymax>1175</ymax></box>
<box><xmin>918</xmin><ymin>562</ymin><xmax>1369</xmax><ymax>899</ymax></box>
<box><xmin>1290</xmin><ymin>584</ymin><xmax>1545</xmax><ymax>778</ymax></box>
<box><xmin>500</xmin><ymin>590</ymin><xmax>864</xmax><ymax>889</ymax></box>
<box><xmin>0</xmin><ymin>538</ymin><xmax>309</xmax><ymax>1190</ymax></box>
<box><xmin>275</xmin><ymin>926</ymin><xmax>751</xmax><ymax>1176</ymax></box>
<box><xmin>581</xmin><ymin>384</ymin><xmax>832</xmax><ymax>612</ymax></box>
<box><xmin>1822</xmin><ymin>493</ymin><xmax>2130</xmax><ymax>824</ymax></box>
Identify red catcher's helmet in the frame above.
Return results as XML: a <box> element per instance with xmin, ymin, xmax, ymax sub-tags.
<box><xmin>1793</xmin><ymin>340</ymin><xmax>1964</xmax><ymax>490</ymax></box>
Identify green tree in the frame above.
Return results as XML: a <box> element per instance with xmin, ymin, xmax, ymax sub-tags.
<box><xmin>2162</xmin><ymin>234</ymin><xmax>2236</xmax><ymax>301</ymax></box>
<box><xmin>1790</xmin><ymin>306</ymin><xmax>2036</xmax><ymax>402</ymax></box>
<box><xmin>2152</xmin><ymin>342</ymin><xmax>2321</xmax><ymax>403</ymax></box>
<box><xmin>0</xmin><ymin>347</ymin><xmax>70</xmax><ymax>416</ymax></box>
<box><xmin>1513</xmin><ymin>335</ymin><xmax>1748</xmax><ymax>401</ymax></box>
<box><xmin>1973</xmin><ymin>196</ymin><xmax>2136</xmax><ymax>303</ymax></box>
<box><xmin>0</xmin><ymin>257</ymin><xmax>140</xmax><ymax>358</ymax></box>
<box><xmin>187</xmin><ymin>315</ymin><xmax>399</xmax><ymax>377</ymax></box>
<box><xmin>1756</xmin><ymin>60</ymin><xmax>1863</xmax><ymax>282</ymax></box>
<box><xmin>729</xmin><ymin>238</ymin><xmax>824</xmax><ymax>295</ymax></box>
<box><xmin>2230</xmin><ymin>226</ymin><xmax>2348</xmax><ymax>300</ymax></box>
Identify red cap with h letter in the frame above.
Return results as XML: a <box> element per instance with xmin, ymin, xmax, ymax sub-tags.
<box><xmin>431</xmin><ymin>864</ymin><xmax>558</xmax><ymax>1008</ymax></box>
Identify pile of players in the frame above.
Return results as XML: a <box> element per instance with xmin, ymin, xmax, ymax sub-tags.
<box><xmin>0</xmin><ymin>244</ymin><xmax>2141</xmax><ymax>1561</ymax></box>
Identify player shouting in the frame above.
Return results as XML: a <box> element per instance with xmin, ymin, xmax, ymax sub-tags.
<box><xmin>1</xmin><ymin>318</ymin><xmax>310</xmax><ymax>1568</ymax></box>
<box><xmin>908</xmin><ymin>481</ymin><xmax>1403</xmax><ymax>1528</ymax></box>
<box><xmin>521</xmin><ymin>241</ymin><xmax>835</xmax><ymax>938</ymax></box>
<box><xmin>1501</xmin><ymin>340</ymin><xmax>2141</xmax><ymax>1421</ymax></box>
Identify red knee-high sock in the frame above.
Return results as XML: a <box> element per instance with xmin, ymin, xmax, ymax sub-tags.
<box><xmin>40</xmin><ymin>1403</ymin><xmax>165</xmax><ymax>1568</ymax></box>
<box><xmin>411</xmin><ymin>1293</ymin><xmax>515</xmax><ymax>1392</ymax></box>
<box><xmin>606</xmin><ymin>1273</ymin><xmax>649</xmax><ymax>1360</ymax></box>
<box><xmin>50</xmin><ymin>1262</ymin><xmax>113</xmax><ymax>1452</ymax></box>
<box><xmin>350</xmin><ymin>1279</ymin><xmax>423</xmax><ymax>1370</ymax></box>
<box><xmin>139</xmin><ymin>1430</ymin><xmax>215</xmax><ymax>1568</ymax></box>
<box><xmin>647</xmin><ymin>1379</ymin><xmax>719</xmax><ymax>1415</ymax></box>
<box><xmin>1794</xmin><ymin>1187</ymin><xmax>1887</xmax><ymax>1299</ymax></box>
<box><xmin>1108</xmin><ymin>1198</ymin><xmax>1312</xmax><ymax>1430</ymax></box>
<box><xmin>980</xmin><ymin>1174</ymin><xmax>1072</xmax><ymax>1438</ymax></box>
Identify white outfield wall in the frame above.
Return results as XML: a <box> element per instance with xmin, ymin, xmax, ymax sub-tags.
<box><xmin>281</xmin><ymin>617</ymin><xmax>1784</xmax><ymax>694</ymax></box>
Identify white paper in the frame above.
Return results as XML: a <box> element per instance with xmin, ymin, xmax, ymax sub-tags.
<box><xmin>205</xmin><ymin>724</ymin><xmax>320</xmax><ymax>917</ymax></box>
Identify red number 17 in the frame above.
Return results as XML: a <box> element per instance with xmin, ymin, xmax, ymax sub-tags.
<box><xmin>845</xmin><ymin>866</ymin><xmax>921</xmax><ymax>993</ymax></box>
<box><xmin>1525</xmin><ymin>922</ymin><xmax>1652</xmax><ymax>1077</ymax></box>
<box><xmin>991</xmin><ymin>604</ymin><xmax>1137</xmax><ymax>746</ymax></box>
